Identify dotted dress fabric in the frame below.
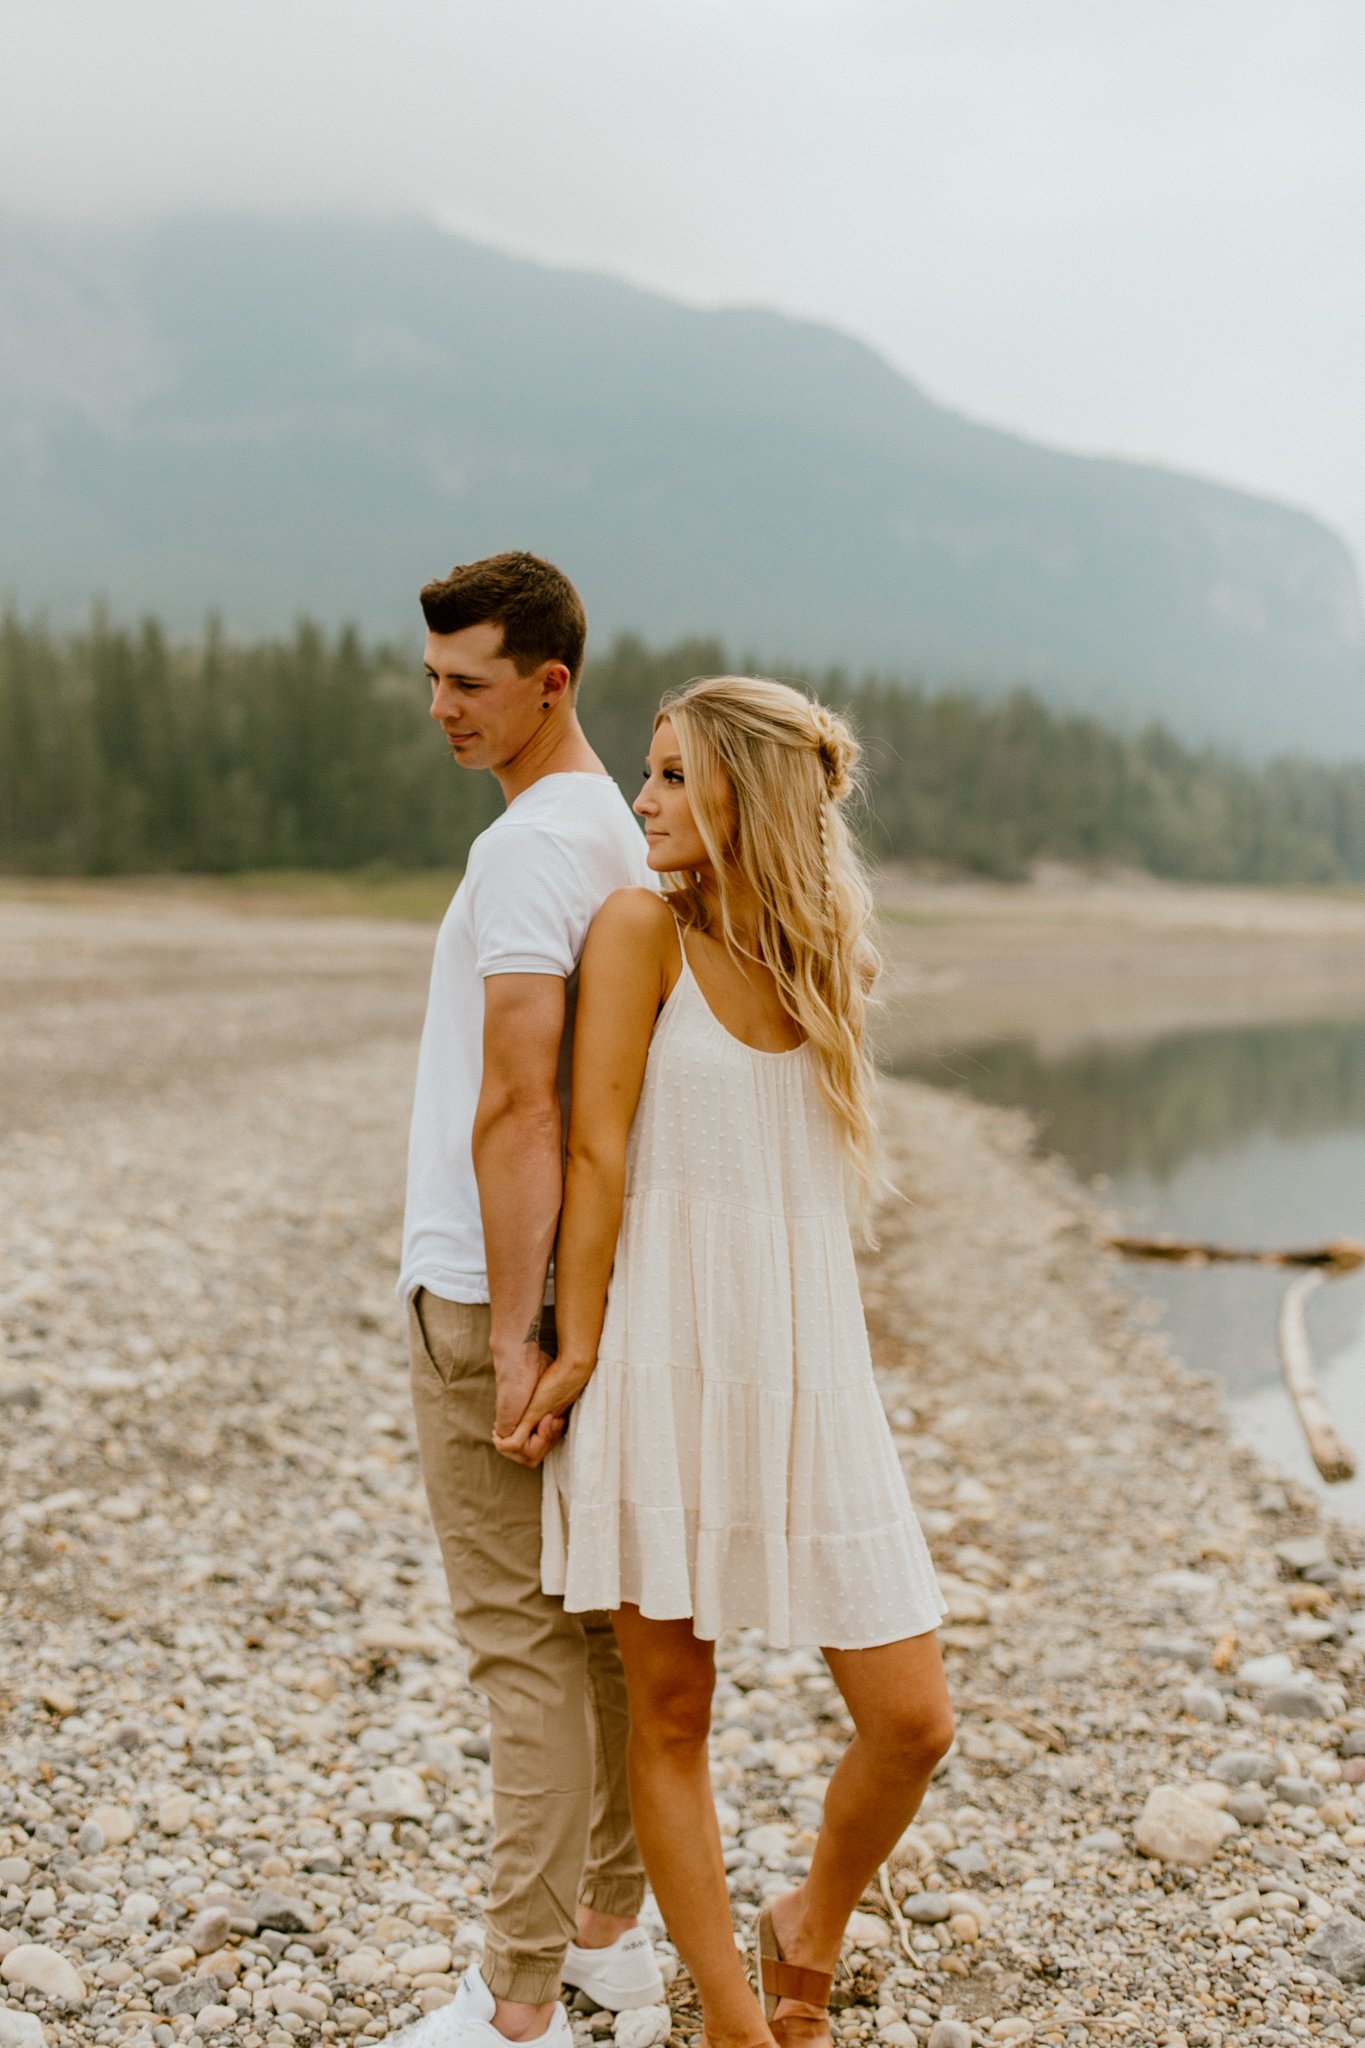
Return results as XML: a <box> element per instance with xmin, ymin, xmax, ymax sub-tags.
<box><xmin>540</xmin><ymin>938</ymin><xmax>947</xmax><ymax>1650</ymax></box>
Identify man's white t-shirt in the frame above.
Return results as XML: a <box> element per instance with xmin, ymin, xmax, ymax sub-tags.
<box><xmin>399</xmin><ymin>772</ymin><xmax>653</xmax><ymax>1307</ymax></box>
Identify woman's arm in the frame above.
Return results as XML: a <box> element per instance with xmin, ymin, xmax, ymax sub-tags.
<box><xmin>494</xmin><ymin>888</ymin><xmax>671</xmax><ymax>1462</ymax></box>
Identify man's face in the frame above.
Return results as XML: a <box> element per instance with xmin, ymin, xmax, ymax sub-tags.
<box><xmin>424</xmin><ymin>621</ymin><xmax>548</xmax><ymax>773</ymax></box>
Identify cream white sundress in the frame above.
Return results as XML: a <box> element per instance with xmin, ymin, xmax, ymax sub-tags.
<box><xmin>541</xmin><ymin>936</ymin><xmax>947</xmax><ymax>1650</ymax></box>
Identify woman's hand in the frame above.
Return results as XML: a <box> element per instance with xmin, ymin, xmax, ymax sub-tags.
<box><xmin>493</xmin><ymin>1355</ymin><xmax>597</xmax><ymax>1468</ymax></box>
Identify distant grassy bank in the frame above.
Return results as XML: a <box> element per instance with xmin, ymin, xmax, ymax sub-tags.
<box><xmin>4</xmin><ymin>611</ymin><xmax>1364</xmax><ymax>885</ymax></box>
<box><xmin>0</xmin><ymin>866</ymin><xmax>461</xmax><ymax>922</ymax></box>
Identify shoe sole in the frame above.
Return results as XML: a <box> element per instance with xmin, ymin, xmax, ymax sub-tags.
<box><xmin>560</xmin><ymin>1964</ymin><xmax>666</xmax><ymax>2014</ymax></box>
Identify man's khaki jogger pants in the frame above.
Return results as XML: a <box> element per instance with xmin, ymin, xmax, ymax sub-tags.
<box><xmin>408</xmin><ymin>1289</ymin><xmax>646</xmax><ymax>2004</ymax></box>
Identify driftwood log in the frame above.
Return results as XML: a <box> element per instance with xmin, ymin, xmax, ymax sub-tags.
<box><xmin>1105</xmin><ymin>1233</ymin><xmax>1362</xmax><ymax>1484</ymax></box>
<box><xmin>1277</xmin><ymin>1270</ymin><xmax>1356</xmax><ymax>1483</ymax></box>
<box><xmin>1105</xmin><ymin>1234</ymin><xmax>1365</xmax><ymax>1274</ymax></box>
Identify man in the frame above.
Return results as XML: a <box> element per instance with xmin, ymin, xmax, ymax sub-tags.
<box><xmin>395</xmin><ymin>554</ymin><xmax>662</xmax><ymax>2048</ymax></box>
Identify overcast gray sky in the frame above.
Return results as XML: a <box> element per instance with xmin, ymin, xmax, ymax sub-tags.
<box><xmin>3</xmin><ymin>0</ymin><xmax>1362</xmax><ymax>559</ymax></box>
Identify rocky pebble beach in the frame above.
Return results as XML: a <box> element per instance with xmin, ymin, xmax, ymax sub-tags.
<box><xmin>3</xmin><ymin>893</ymin><xmax>1365</xmax><ymax>2048</ymax></box>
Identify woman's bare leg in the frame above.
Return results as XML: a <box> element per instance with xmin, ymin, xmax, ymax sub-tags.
<box><xmin>769</xmin><ymin>1632</ymin><xmax>954</xmax><ymax>2047</ymax></box>
<box><xmin>612</xmin><ymin>1604</ymin><xmax>773</xmax><ymax>2048</ymax></box>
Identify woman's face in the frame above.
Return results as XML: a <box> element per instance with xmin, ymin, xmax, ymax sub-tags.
<box><xmin>634</xmin><ymin>717</ymin><xmax>715</xmax><ymax>873</ymax></box>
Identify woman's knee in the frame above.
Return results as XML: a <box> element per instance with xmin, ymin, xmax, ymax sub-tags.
<box><xmin>630</xmin><ymin>1668</ymin><xmax>714</xmax><ymax>1753</ymax></box>
<box><xmin>870</xmin><ymin>1692</ymin><xmax>955</xmax><ymax>1776</ymax></box>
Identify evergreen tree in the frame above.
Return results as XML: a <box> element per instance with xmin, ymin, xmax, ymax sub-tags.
<box><xmin>1</xmin><ymin>611</ymin><xmax>1362</xmax><ymax>887</ymax></box>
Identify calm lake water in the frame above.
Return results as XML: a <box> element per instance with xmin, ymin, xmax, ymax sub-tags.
<box><xmin>899</xmin><ymin>1010</ymin><xmax>1365</xmax><ymax>1520</ymax></box>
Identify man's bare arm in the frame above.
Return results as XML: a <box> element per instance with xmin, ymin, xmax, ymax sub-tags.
<box><xmin>494</xmin><ymin>891</ymin><xmax>668</xmax><ymax>1466</ymax></box>
<box><xmin>473</xmin><ymin>972</ymin><xmax>567</xmax><ymax>1441</ymax></box>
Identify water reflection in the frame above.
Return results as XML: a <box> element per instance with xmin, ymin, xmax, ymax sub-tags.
<box><xmin>902</xmin><ymin>1013</ymin><xmax>1365</xmax><ymax>1183</ymax></box>
<box><xmin>895</xmin><ymin>1007</ymin><xmax>1365</xmax><ymax>1504</ymax></box>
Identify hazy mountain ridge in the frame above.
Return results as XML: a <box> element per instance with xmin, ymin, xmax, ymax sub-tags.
<box><xmin>2</xmin><ymin>213</ymin><xmax>1362</xmax><ymax>757</ymax></box>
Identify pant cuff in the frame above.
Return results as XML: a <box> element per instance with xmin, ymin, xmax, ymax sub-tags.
<box><xmin>581</xmin><ymin>1875</ymin><xmax>648</xmax><ymax>1917</ymax></box>
<box><xmin>481</xmin><ymin>1944</ymin><xmax>566</xmax><ymax>2007</ymax></box>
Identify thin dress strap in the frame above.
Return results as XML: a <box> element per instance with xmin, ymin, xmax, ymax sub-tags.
<box><xmin>666</xmin><ymin>908</ymin><xmax>693</xmax><ymax>991</ymax></box>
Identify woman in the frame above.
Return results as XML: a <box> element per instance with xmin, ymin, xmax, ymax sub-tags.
<box><xmin>497</xmin><ymin>678</ymin><xmax>952</xmax><ymax>2048</ymax></box>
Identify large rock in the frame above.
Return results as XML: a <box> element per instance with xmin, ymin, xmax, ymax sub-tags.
<box><xmin>0</xmin><ymin>1945</ymin><xmax>86</xmax><ymax>2005</ymax></box>
<box><xmin>365</xmin><ymin>1766</ymin><xmax>432</xmax><ymax>1824</ymax></box>
<box><xmin>1133</xmin><ymin>1786</ymin><xmax>1238</xmax><ymax>1867</ymax></box>
<box><xmin>395</xmin><ymin>1942</ymin><xmax>453</xmax><ymax>1979</ymax></box>
<box><xmin>614</xmin><ymin>2008</ymin><xmax>671</xmax><ymax>2048</ymax></box>
<box><xmin>1307</xmin><ymin>1911</ymin><xmax>1365</xmax><ymax>1984</ymax></box>
<box><xmin>0</xmin><ymin>2013</ymin><xmax>47</xmax><ymax>2048</ymax></box>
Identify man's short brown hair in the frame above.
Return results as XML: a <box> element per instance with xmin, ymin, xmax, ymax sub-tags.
<box><xmin>420</xmin><ymin>551</ymin><xmax>587</xmax><ymax>684</ymax></box>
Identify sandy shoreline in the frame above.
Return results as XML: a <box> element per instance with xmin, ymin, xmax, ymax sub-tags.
<box><xmin>870</xmin><ymin>870</ymin><xmax>1365</xmax><ymax>1062</ymax></box>
<box><xmin>3</xmin><ymin>898</ymin><xmax>1365</xmax><ymax>2047</ymax></box>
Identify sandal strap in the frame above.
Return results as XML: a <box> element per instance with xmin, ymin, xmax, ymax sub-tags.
<box><xmin>760</xmin><ymin>1956</ymin><xmax>834</xmax><ymax>2009</ymax></box>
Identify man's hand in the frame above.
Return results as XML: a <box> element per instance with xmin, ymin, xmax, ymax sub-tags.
<box><xmin>492</xmin><ymin>1339</ymin><xmax>554</xmax><ymax>1442</ymax></box>
<box><xmin>493</xmin><ymin>1354</ymin><xmax>596</xmax><ymax>1468</ymax></box>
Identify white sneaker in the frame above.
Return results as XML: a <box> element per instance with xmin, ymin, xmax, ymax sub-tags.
<box><xmin>561</xmin><ymin>1927</ymin><xmax>666</xmax><ymax>2011</ymax></box>
<box><xmin>385</xmin><ymin>1964</ymin><xmax>574</xmax><ymax>2048</ymax></box>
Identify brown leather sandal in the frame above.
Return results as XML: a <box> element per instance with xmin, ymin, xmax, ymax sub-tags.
<box><xmin>755</xmin><ymin>1900</ymin><xmax>835</xmax><ymax>2043</ymax></box>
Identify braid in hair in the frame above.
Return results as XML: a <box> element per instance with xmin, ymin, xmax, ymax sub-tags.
<box><xmin>817</xmin><ymin>784</ymin><xmax>836</xmax><ymax>932</ymax></box>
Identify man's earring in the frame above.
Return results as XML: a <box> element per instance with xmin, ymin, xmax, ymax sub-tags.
<box><xmin>541</xmin><ymin>700</ymin><xmax>550</xmax><ymax>710</ymax></box>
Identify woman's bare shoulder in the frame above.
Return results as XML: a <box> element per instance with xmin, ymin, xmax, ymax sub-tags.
<box><xmin>588</xmin><ymin>886</ymin><xmax>675</xmax><ymax>944</ymax></box>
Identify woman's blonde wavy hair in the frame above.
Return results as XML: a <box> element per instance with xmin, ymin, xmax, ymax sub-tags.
<box><xmin>655</xmin><ymin>675</ymin><xmax>881</xmax><ymax>1209</ymax></box>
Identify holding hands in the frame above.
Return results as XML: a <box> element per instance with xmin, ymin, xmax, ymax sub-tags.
<box><xmin>494</xmin><ymin>1351</ymin><xmax>595</xmax><ymax>1468</ymax></box>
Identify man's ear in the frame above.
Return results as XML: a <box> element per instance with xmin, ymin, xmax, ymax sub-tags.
<box><xmin>539</xmin><ymin>661</ymin><xmax>573</xmax><ymax>708</ymax></box>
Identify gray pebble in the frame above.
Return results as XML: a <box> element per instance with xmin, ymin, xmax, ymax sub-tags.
<box><xmin>1275</xmin><ymin>1537</ymin><xmax>1331</xmax><ymax>1576</ymax></box>
<box><xmin>900</xmin><ymin>1894</ymin><xmax>951</xmax><ymax>1924</ymax></box>
<box><xmin>1308</xmin><ymin>1911</ymin><xmax>1365</xmax><ymax>1984</ymax></box>
<box><xmin>155</xmin><ymin>1981</ymin><xmax>224</xmax><ymax>2017</ymax></box>
<box><xmin>249</xmin><ymin>1886</ymin><xmax>314</xmax><ymax>1933</ymax></box>
<box><xmin>926</xmin><ymin>2025</ymin><xmax>972</xmax><ymax>2048</ymax></box>
<box><xmin>1138</xmin><ymin>1635</ymin><xmax>1207</xmax><ymax>1669</ymax></box>
<box><xmin>1273</xmin><ymin>1775</ymin><xmax>1322</xmax><ymax>1806</ymax></box>
<box><xmin>187</xmin><ymin>1906</ymin><xmax>232</xmax><ymax>1955</ymax></box>
<box><xmin>1226</xmin><ymin>1786</ymin><xmax>1269</xmax><ymax>1825</ymax></box>
<box><xmin>75</xmin><ymin>1821</ymin><xmax>105</xmax><ymax>1857</ymax></box>
<box><xmin>1179</xmin><ymin>1683</ymin><xmax>1227</xmax><ymax>1723</ymax></box>
<box><xmin>1208</xmin><ymin>1750</ymin><xmax>1276</xmax><ymax>1786</ymax></box>
<box><xmin>1261</xmin><ymin>1682</ymin><xmax>1334</xmax><ymax>1720</ymax></box>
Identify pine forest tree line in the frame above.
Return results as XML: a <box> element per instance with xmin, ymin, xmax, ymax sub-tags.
<box><xmin>2</xmin><ymin>611</ymin><xmax>1364</xmax><ymax>886</ymax></box>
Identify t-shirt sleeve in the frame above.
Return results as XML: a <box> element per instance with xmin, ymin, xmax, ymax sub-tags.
<box><xmin>464</xmin><ymin>824</ymin><xmax>597</xmax><ymax>979</ymax></box>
